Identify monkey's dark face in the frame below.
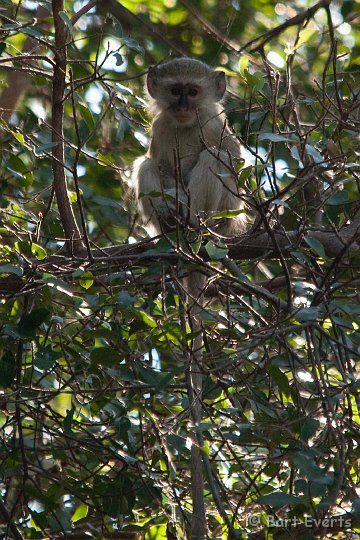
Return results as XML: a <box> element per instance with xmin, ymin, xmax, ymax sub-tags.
<box><xmin>167</xmin><ymin>84</ymin><xmax>200</xmax><ymax>124</ymax></box>
<box><xmin>147</xmin><ymin>61</ymin><xmax>226</xmax><ymax>127</ymax></box>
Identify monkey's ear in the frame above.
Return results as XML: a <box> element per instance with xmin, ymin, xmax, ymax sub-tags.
<box><xmin>214</xmin><ymin>71</ymin><xmax>226</xmax><ymax>100</ymax></box>
<box><xmin>147</xmin><ymin>67</ymin><xmax>158</xmax><ymax>98</ymax></box>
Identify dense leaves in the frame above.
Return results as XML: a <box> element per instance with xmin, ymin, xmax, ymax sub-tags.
<box><xmin>0</xmin><ymin>0</ymin><xmax>359</xmax><ymax>539</ymax></box>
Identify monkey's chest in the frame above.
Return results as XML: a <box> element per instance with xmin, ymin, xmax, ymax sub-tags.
<box><xmin>158</xmin><ymin>139</ymin><xmax>201</xmax><ymax>180</ymax></box>
<box><xmin>158</xmin><ymin>154</ymin><xmax>197</xmax><ymax>190</ymax></box>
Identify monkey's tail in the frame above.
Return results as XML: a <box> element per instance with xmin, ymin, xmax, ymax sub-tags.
<box><xmin>185</xmin><ymin>272</ymin><xmax>207</xmax><ymax>539</ymax></box>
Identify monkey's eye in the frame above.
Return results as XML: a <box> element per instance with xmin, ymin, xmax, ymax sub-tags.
<box><xmin>171</xmin><ymin>87</ymin><xmax>182</xmax><ymax>96</ymax></box>
<box><xmin>188</xmin><ymin>88</ymin><xmax>198</xmax><ymax>97</ymax></box>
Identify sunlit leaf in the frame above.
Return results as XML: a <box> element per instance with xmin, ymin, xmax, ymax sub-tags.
<box><xmin>97</xmin><ymin>152</ymin><xmax>115</xmax><ymax>166</ymax></box>
<box><xmin>239</xmin><ymin>55</ymin><xmax>249</xmax><ymax>75</ymax></box>
<box><xmin>78</xmin><ymin>103</ymin><xmax>95</xmax><ymax>130</ymax></box>
<box><xmin>15</xmin><ymin>240</ymin><xmax>47</xmax><ymax>260</ymax></box>
<box><xmin>79</xmin><ymin>271</ymin><xmax>94</xmax><ymax>289</ymax></box>
<box><xmin>71</xmin><ymin>503</ymin><xmax>88</xmax><ymax>523</ymax></box>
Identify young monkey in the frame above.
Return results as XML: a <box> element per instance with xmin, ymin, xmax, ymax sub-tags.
<box><xmin>132</xmin><ymin>57</ymin><xmax>245</xmax><ymax>237</ymax></box>
<box><xmin>133</xmin><ymin>58</ymin><xmax>246</xmax><ymax>539</ymax></box>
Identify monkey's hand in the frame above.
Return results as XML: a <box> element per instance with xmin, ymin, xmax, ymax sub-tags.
<box><xmin>152</xmin><ymin>187</ymin><xmax>190</xmax><ymax>230</ymax></box>
<box><xmin>158</xmin><ymin>161</ymin><xmax>173</xmax><ymax>180</ymax></box>
<box><xmin>158</xmin><ymin>187</ymin><xmax>188</xmax><ymax>212</ymax></box>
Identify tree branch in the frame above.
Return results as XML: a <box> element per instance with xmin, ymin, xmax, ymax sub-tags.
<box><xmin>239</xmin><ymin>0</ymin><xmax>332</xmax><ymax>53</ymax></box>
<box><xmin>51</xmin><ymin>0</ymin><xmax>84</xmax><ymax>252</ymax></box>
<box><xmin>0</xmin><ymin>497</ymin><xmax>24</xmax><ymax>540</ymax></box>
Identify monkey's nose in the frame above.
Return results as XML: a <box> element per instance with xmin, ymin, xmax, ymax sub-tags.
<box><xmin>178</xmin><ymin>94</ymin><xmax>189</xmax><ymax>110</ymax></box>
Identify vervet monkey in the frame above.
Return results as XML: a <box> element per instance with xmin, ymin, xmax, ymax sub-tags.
<box><xmin>132</xmin><ymin>58</ymin><xmax>246</xmax><ymax>539</ymax></box>
<box><xmin>132</xmin><ymin>57</ymin><xmax>245</xmax><ymax>237</ymax></box>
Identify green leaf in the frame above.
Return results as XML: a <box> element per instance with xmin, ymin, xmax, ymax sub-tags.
<box><xmin>116</xmin><ymin>83</ymin><xmax>133</xmax><ymax>96</ymax></box>
<box><xmin>304</xmin><ymin>235</ymin><xmax>326</xmax><ymax>258</ymax></box>
<box><xmin>300</xmin><ymin>418</ymin><xmax>320</xmax><ymax>441</ymax></box>
<box><xmin>258</xmin><ymin>132</ymin><xmax>298</xmax><ymax>142</ymax></box>
<box><xmin>15</xmin><ymin>240</ymin><xmax>47</xmax><ymax>260</ymax></box>
<box><xmin>294</xmin><ymin>307</ymin><xmax>321</xmax><ymax>322</ymax></box>
<box><xmin>121</xmin><ymin>37</ymin><xmax>144</xmax><ymax>54</ymax></box>
<box><xmin>205</xmin><ymin>241</ymin><xmax>228</xmax><ymax>260</ymax></box>
<box><xmin>63</xmin><ymin>404</ymin><xmax>76</xmax><ymax>436</ymax></box>
<box><xmin>79</xmin><ymin>271</ymin><xmax>94</xmax><ymax>290</ymax></box>
<box><xmin>305</xmin><ymin>143</ymin><xmax>323</xmax><ymax>164</ymax></box>
<box><xmin>13</xmin><ymin>132</ymin><xmax>25</xmax><ymax>145</ymax></box>
<box><xmin>71</xmin><ymin>503</ymin><xmax>88</xmax><ymax>523</ymax></box>
<box><xmin>0</xmin><ymin>264</ymin><xmax>23</xmax><ymax>277</ymax></box>
<box><xmin>212</xmin><ymin>209</ymin><xmax>245</xmax><ymax>219</ymax></box>
<box><xmin>137</xmin><ymin>310</ymin><xmax>158</xmax><ymax>328</ymax></box>
<box><xmin>0</xmin><ymin>351</ymin><xmax>16</xmax><ymax>388</ymax></box>
<box><xmin>238</xmin><ymin>167</ymin><xmax>252</xmax><ymax>188</ymax></box>
<box><xmin>290</xmin><ymin>146</ymin><xmax>302</xmax><ymax>164</ymax></box>
<box><xmin>91</xmin><ymin>347</ymin><xmax>123</xmax><ymax>366</ymax></box>
<box><xmin>292</xmin><ymin>452</ymin><xmax>333</xmax><ymax>484</ymax></box>
<box><xmin>258</xmin><ymin>491</ymin><xmax>301</xmax><ymax>507</ymax></box>
<box><xmin>97</xmin><ymin>152</ymin><xmax>115</xmax><ymax>166</ymax></box>
<box><xmin>244</xmin><ymin>70</ymin><xmax>264</xmax><ymax>91</ymax></box>
<box><xmin>136</xmin><ymin>364</ymin><xmax>162</xmax><ymax>387</ymax></box>
<box><xmin>92</xmin><ymin>195</ymin><xmax>121</xmax><ymax>208</ymax></box>
<box><xmin>297</xmin><ymin>28</ymin><xmax>317</xmax><ymax>48</ymax></box>
<box><xmin>6</xmin><ymin>155</ymin><xmax>29</xmax><ymax>179</ymax></box>
<box><xmin>167</xmin><ymin>434</ymin><xmax>186</xmax><ymax>453</ymax></box>
<box><xmin>269</xmin><ymin>366</ymin><xmax>290</xmax><ymax>397</ymax></box>
<box><xmin>106</xmin><ymin>17</ymin><xmax>123</xmax><ymax>38</ymax></box>
<box><xmin>326</xmin><ymin>191</ymin><xmax>349</xmax><ymax>205</ymax></box>
<box><xmin>33</xmin><ymin>142</ymin><xmax>56</xmax><ymax>157</ymax></box>
<box><xmin>78</xmin><ymin>103</ymin><xmax>95</xmax><ymax>130</ymax></box>
<box><xmin>18</xmin><ymin>308</ymin><xmax>50</xmax><ymax>338</ymax></box>
<box><xmin>59</xmin><ymin>10</ymin><xmax>73</xmax><ymax>34</ymax></box>
<box><xmin>145</xmin><ymin>525</ymin><xmax>167</xmax><ymax>540</ymax></box>
<box><xmin>239</xmin><ymin>55</ymin><xmax>249</xmax><ymax>76</ymax></box>
<box><xmin>22</xmin><ymin>27</ymin><xmax>44</xmax><ymax>39</ymax></box>
<box><xmin>35</xmin><ymin>346</ymin><xmax>62</xmax><ymax>371</ymax></box>
<box><xmin>270</xmin><ymin>199</ymin><xmax>289</xmax><ymax>208</ymax></box>
<box><xmin>114</xmin><ymin>52</ymin><xmax>124</xmax><ymax>66</ymax></box>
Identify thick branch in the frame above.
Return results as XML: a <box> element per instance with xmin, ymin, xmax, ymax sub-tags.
<box><xmin>52</xmin><ymin>0</ymin><xmax>84</xmax><ymax>251</ymax></box>
<box><xmin>226</xmin><ymin>226</ymin><xmax>359</xmax><ymax>260</ymax></box>
<box><xmin>0</xmin><ymin>225</ymin><xmax>358</xmax><ymax>298</ymax></box>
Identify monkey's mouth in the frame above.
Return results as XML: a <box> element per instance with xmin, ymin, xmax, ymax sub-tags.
<box><xmin>174</xmin><ymin>112</ymin><xmax>193</xmax><ymax>123</ymax></box>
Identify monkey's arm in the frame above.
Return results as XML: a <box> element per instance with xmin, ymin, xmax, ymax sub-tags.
<box><xmin>186</xmin><ymin>149</ymin><xmax>245</xmax><ymax>234</ymax></box>
<box><xmin>133</xmin><ymin>156</ymin><xmax>188</xmax><ymax>235</ymax></box>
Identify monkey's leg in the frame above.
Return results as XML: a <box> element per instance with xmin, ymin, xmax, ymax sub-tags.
<box><xmin>133</xmin><ymin>156</ymin><xmax>163</xmax><ymax>235</ymax></box>
<box><xmin>186</xmin><ymin>150</ymin><xmax>233</xmax><ymax>218</ymax></box>
<box><xmin>134</xmin><ymin>156</ymin><xmax>189</xmax><ymax>234</ymax></box>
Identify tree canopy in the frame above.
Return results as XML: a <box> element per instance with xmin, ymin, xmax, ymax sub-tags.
<box><xmin>0</xmin><ymin>0</ymin><xmax>360</xmax><ymax>539</ymax></box>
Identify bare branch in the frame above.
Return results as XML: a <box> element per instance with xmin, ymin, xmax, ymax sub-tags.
<box><xmin>239</xmin><ymin>0</ymin><xmax>332</xmax><ymax>53</ymax></box>
<box><xmin>51</xmin><ymin>0</ymin><xmax>84</xmax><ymax>252</ymax></box>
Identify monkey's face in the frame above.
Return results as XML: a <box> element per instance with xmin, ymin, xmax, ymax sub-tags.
<box><xmin>146</xmin><ymin>60</ymin><xmax>227</xmax><ymax>127</ymax></box>
<box><xmin>167</xmin><ymin>84</ymin><xmax>200</xmax><ymax>126</ymax></box>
